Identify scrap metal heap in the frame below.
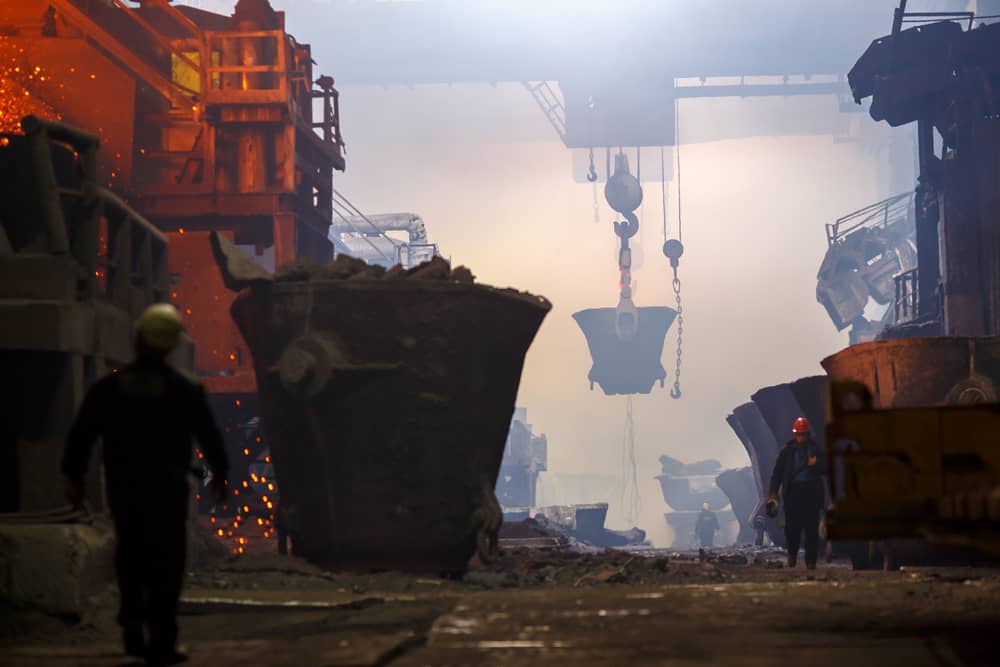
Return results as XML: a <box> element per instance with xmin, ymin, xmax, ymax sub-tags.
<box><xmin>816</xmin><ymin>192</ymin><xmax>917</xmax><ymax>345</ymax></box>
<box><xmin>495</xmin><ymin>408</ymin><xmax>548</xmax><ymax>510</ymax></box>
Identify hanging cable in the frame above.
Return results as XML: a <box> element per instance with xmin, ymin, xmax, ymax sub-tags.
<box><xmin>674</xmin><ymin>98</ymin><xmax>683</xmax><ymax>244</ymax></box>
<box><xmin>620</xmin><ymin>395</ymin><xmax>640</xmax><ymax>525</ymax></box>
<box><xmin>660</xmin><ymin>144</ymin><xmax>668</xmax><ymax>241</ymax></box>
<box><xmin>662</xmin><ymin>96</ymin><xmax>685</xmax><ymax>400</ymax></box>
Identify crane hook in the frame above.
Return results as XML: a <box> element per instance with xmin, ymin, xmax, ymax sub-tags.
<box><xmin>587</xmin><ymin>147</ymin><xmax>598</xmax><ymax>182</ymax></box>
<box><xmin>670</xmin><ymin>386</ymin><xmax>682</xmax><ymax>399</ymax></box>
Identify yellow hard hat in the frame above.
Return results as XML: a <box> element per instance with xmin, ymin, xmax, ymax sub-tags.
<box><xmin>136</xmin><ymin>303</ymin><xmax>184</xmax><ymax>351</ymax></box>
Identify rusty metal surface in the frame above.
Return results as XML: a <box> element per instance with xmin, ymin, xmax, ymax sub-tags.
<box><xmin>215</xmin><ymin>237</ymin><xmax>550</xmax><ymax>573</ymax></box>
<box><xmin>822</xmin><ymin>337</ymin><xmax>1000</xmax><ymax>408</ymax></box>
<box><xmin>825</xmin><ymin>380</ymin><xmax>1000</xmax><ymax>550</ymax></box>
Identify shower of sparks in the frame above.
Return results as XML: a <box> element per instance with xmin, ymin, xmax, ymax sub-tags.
<box><xmin>0</xmin><ymin>37</ymin><xmax>61</xmax><ymax>134</ymax></box>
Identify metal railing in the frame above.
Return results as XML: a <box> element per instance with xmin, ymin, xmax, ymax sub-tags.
<box><xmin>9</xmin><ymin>116</ymin><xmax>168</xmax><ymax>311</ymax></box>
<box><xmin>894</xmin><ymin>267</ymin><xmax>919</xmax><ymax>325</ymax></box>
<box><xmin>203</xmin><ymin>30</ymin><xmax>289</xmax><ymax>105</ymax></box>
<box><xmin>826</xmin><ymin>191</ymin><xmax>914</xmax><ymax>247</ymax></box>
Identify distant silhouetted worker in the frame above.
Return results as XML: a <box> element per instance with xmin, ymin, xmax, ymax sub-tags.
<box><xmin>695</xmin><ymin>502</ymin><xmax>720</xmax><ymax>548</ymax></box>
<box><xmin>62</xmin><ymin>304</ymin><xmax>228</xmax><ymax>665</ymax></box>
<box><xmin>766</xmin><ymin>417</ymin><xmax>826</xmax><ymax>569</ymax></box>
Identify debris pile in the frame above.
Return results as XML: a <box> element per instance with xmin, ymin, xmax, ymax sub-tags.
<box><xmin>273</xmin><ymin>255</ymin><xmax>476</xmax><ymax>285</ymax></box>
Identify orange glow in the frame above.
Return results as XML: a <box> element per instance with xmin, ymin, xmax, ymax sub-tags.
<box><xmin>261</xmin><ymin>495</ymin><xmax>269</xmax><ymax>503</ymax></box>
<box><xmin>217</xmin><ymin>529</ymin><xmax>224</xmax><ymax>536</ymax></box>
<box><xmin>243</xmin><ymin>505</ymin><xmax>249</xmax><ymax>513</ymax></box>
<box><xmin>257</xmin><ymin>518</ymin><xmax>263</xmax><ymax>526</ymax></box>
<box><xmin>185</xmin><ymin>308</ymin><xmax>193</xmax><ymax>316</ymax></box>
<box><xmin>210</xmin><ymin>516</ymin><xmax>216</xmax><ymax>524</ymax></box>
<box><xmin>178</xmin><ymin>227</ymin><xmax>185</xmax><ymax>235</ymax></box>
<box><xmin>233</xmin><ymin>489</ymin><xmax>239</xmax><ymax>496</ymax></box>
<box><xmin>243</xmin><ymin>448</ymin><xmax>249</xmax><ymax>456</ymax></box>
<box><xmin>229</xmin><ymin>353</ymin><xmax>237</xmax><ymax>361</ymax></box>
<box><xmin>266</xmin><ymin>501</ymin><xmax>273</xmax><ymax>509</ymax></box>
<box><xmin>250</xmin><ymin>473</ymin><xmax>259</xmax><ymax>483</ymax></box>
<box><xmin>89</xmin><ymin>74</ymin><xmax>96</xmax><ymax>79</ymax></box>
<box><xmin>235</xmin><ymin>399</ymin><xmax>241</xmax><ymax>407</ymax></box>
<box><xmin>261</xmin><ymin>477</ymin><xmax>267</xmax><ymax>483</ymax></box>
<box><xmin>197</xmin><ymin>452</ymin><xmax>204</xmax><ymax>460</ymax></box>
<box><xmin>264</xmin><ymin>456</ymin><xmax>270</xmax><ymax>463</ymax></box>
<box><xmin>0</xmin><ymin>38</ymin><xmax>60</xmax><ymax>133</ymax></box>
<box><xmin>0</xmin><ymin>137</ymin><xmax>9</xmax><ymax>147</ymax></box>
<box><xmin>242</xmin><ymin>481</ymin><xmax>248</xmax><ymax>488</ymax></box>
<box><xmin>267</xmin><ymin>483</ymin><xmax>274</xmax><ymax>491</ymax></box>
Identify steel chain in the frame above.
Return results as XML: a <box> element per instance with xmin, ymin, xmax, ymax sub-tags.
<box><xmin>670</xmin><ymin>273</ymin><xmax>683</xmax><ymax>399</ymax></box>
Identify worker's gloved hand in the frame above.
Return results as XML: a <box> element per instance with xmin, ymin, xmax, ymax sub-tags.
<box><xmin>765</xmin><ymin>496</ymin><xmax>779</xmax><ymax>518</ymax></box>
<box><xmin>210</xmin><ymin>476</ymin><xmax>228</xmax><ymax>505</ymax></box>
<box><xmin>65</xmin><ymin>479</ymin><xmax>85</xmax><ymax>510</ymax></box>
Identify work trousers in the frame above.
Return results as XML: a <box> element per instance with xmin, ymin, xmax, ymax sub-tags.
<box><xmin>110</xmin><ymin>480</ymin><xmax>188</xmax><ymax>654</ymax></box>
<box><xmin>697</xmin><ymin>531</ymin><xmax>714</xmax><ymax>549</ymax></box>
<box><xmin>783</xmin><ymin>479</ymin><xmax>824</xmax><ymax>565</ymax></box>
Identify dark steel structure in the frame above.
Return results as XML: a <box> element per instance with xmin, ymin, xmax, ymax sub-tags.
<box><xmin>0</xmin><ymin>116</ymin><xmax>169</xmax><ymax>512</ymax></box>
<box><xmin>2</xmin><ymin>1</ymin><xmax>346</xmax><ymax>522</ymax></box>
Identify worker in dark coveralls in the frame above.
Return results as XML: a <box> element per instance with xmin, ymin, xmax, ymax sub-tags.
<box><xmin>766</xmin><ymin>417</ymin><xmax>826</xmax><ymax>569</ymax></box>
<box><xmin>695</xmin><ymin>502</ymin><xmax>720</xmax><ymax>549</ymax></box>
<box><xmin>62</xmin><ymin>304</ymin><xmax>228</xmax><ymax>665</ymax></box>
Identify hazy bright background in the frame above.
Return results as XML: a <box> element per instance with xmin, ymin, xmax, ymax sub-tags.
<box><xmin>187</xmin><ymin>0</ymin><xmax>922</xmax><ymax>545</ymax></box>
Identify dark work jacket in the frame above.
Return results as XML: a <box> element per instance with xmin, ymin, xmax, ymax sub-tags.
<box><xmin>767</xmin><ymin>438</ymin><xmax>826</xmax><ymax>501</ymax></box>
<box><xmin>62</xmin><ymin>359</ymin><xmax>228</xmax><ymax>512</ymax></box>
<box><xmin>695</xmin><ymin>509</ymin><xmax>720</xmax><ymax>535</ymax></box>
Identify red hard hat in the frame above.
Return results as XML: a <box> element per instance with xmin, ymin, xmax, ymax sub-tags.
<box><xmin>792</xmin><ymin>417</ymin><xmax>811</xmax><ymax>434</ymax></box>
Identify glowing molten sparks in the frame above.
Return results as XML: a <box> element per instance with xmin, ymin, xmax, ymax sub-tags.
<box><xmin>0</xmin><ymin>37</ymin><xmax>60</xmax><ymax>134</ymax></box>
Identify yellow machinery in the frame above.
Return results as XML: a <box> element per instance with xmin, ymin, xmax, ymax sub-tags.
<box><xmin>825</xmin><ymin>380</ymin><xmax>1000</xmax><ymax>556</ymax></box>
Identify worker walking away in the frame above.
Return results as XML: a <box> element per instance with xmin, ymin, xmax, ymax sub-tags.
<box><xmin>695</xmin><ymin>502</ymin><xmax>720</xmax><ymax>549</ymax></box>
<box><xmin>62</xmin><ymin>304</ymin><xmax>229</xmax><ymax>666</ymax></box>
<box><xmin>765</xmin><ymin>417</ymin><xmax>826</xmax><ymax>570</ymax></box>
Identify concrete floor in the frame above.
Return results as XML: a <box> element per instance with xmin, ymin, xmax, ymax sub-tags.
<box><xmin>2</xmin><ymin>555</ymin><xmax>999</xmax><ymax>666</ymax></box>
